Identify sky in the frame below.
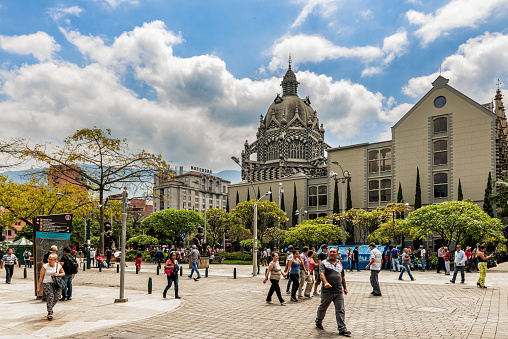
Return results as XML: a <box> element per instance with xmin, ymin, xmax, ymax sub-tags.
<box><xmin>1</xmin><ymin>0</ymin><xmax>508</xmax><ymax>173</ymax></box>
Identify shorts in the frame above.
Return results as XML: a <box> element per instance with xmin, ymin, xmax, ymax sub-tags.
<box><xmin>314</xmin><ymin>269</ymin><xmax>321</xmax><ymax>285</ymax></box>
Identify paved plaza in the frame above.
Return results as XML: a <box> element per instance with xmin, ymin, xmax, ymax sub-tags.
<box><xmin>0</xmin><ymin>261</ymin><xmax>507</xmax><ymax>339</ymax></box>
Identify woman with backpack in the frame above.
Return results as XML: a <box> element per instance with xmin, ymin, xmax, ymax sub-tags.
<box><xmin>163</xmin><ymin>252</ymin><xmax>180</xmax><ymax>299</ymax></box>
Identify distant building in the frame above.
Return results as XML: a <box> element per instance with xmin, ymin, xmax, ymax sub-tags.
<box><xmin>129</xmin><ymin>198</ymin><xmax>153</xmax><ymax>218</ymax></box>
<box><xmin>154</xmin><ymin>166</ymin><xmax>230</xmax><ymax>213</ymax></box>
<box><xmin>48</xmin><ymin>165</ymin><xmax>86</xmax><ymax>189</ymax></box>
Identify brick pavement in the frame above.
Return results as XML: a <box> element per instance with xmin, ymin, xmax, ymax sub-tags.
<box><xmin>65</xmin><ymin>263</ymin><xmax>508</xmax><ymax>339</ymax></box>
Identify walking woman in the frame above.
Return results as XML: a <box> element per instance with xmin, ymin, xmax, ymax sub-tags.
<box><xmin>477</xmin><ymin>245</ymin><xmax>494</xmax><ymax>288</ymax></box>
<box><xmin>36</xmin><ymin>253</ymin><xmax>65</xmax><ymax>320</ymax></box>
<box><xmin>263</xmin><ymin>252</ymin><xmax>287</xmax><ymax>305</ymax></box>
<box><xmin>285</xmin><ymin>249</ymin><xmax>308</xmax><ymax>302</ymax></box>
<box><xmin>163</xmin><ymin>252</ymin><xmax>180</xmax><ymax>299</ymax></box>
<box><xmin>346</xmin><ymin>247</ymin><xmax>352</xmax><ymax>271</ymax></box>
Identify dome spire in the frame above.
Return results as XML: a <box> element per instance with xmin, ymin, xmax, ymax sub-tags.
<box><xmin>281</xmin><ymin>55</ymin><xmax>299</xmax><ymax>96</ymax></box>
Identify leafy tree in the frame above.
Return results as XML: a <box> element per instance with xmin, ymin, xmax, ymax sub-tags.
<box><xmin>14</xmin><ymin>224</ymin><xmax>33</xmax><ymax>241</ymax></box>
<box><xmin>226</xmin><ymin>222</ymin><xmax>251</xmax><ymax>243</ymax></box>
<box><xmin>232</xmin><ymin>200</ymin><xmax>288</xmax><ymax>243</ymax></box>
<box><xmin>25</xmin><ymin>127</ymin><xmax>167</xmax><ymax>253</ymax></box>
<box><xmin>236</xmin><ymin>191</ymin><xmax>239</xmax><ymax>206</ymax></box>
<box><xmin>285</xmin><ymin>218</ymin><xmax>343</xmax><ymax>248</ymax></box>
<box><xmin>483</xmin><ymin>172</ymin><xmax>494</xmax><ymax>217</ymax></box>
<box><xmin>205</xmin><ymin>209</ymin><xmax>234</xmax><ymax>247</ymax></box>
<box><xmin>342</xmin><ymin>209</ymin><xmax>386</xmax><ymax>244</ymax></box>
<box><xmin>264</xmin><ymin>227</ymin><xmax>287</xmax><ymax>246</ymax></box>
<box><xmin>458</xmin><ymin>179</ymin><xmax>463</xmax><ymax>201</ymax></box>
<box><xmin>240</xmin><ymin>238</ymin><xmax>254</xmax><ymax>251</ymax></box>
<box><xmin>292</xmin><ymin>183</ymin><xmax>298</xmax><ymax>227</ymax></box>
<box><xmin>142</xmin><ymin>208</ymin><xmax>203</xmax><ymax>245</ymax></box>
<box><xmin>333</xmin><ymin>180</ymin><xmax>339</xmax><ymax>214</ymax></box>
<box><xmin>126</xmin><ymin>234</ymin><xmax>159</xmax><ymax>248</ymax></box>
<box><xmin>415</xmin><ymin>167</ymin><xmax>422</xmax><ymax>210</ymax></box>
<box><xmin>346</xmin><ymin>180</ymin><xmax>352</xmax><ymax>211</ymax></box>
<box><xmin>406</xmin><ymin>200</ymin><xmax>505</xmax><ymax>247</ymax></box>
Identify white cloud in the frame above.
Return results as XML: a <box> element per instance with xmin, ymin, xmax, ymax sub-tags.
<box><xmin>382</xmin><ymin>30</ymin><xmax>409</xmax><ymax>64</ymax></box>
<box><xmin>403</xmin><ymin>32</ymin><xmax>508</xmax><ymax>102</ymax></box>
<box><xmin>406</xmin><ymin>0</ymin><xmax>508</xmax><ymax>45</ymax></box>
<box><xmin>0</xmin><ymin>32</ymin><xmax>60</xmax><ymax>61</ymax></box>
<box><xmin>94</xmin><ymin>0</ymin><xmax>138</xmax><ymax>8</ymax></box>
<box><xmin>360</xmin><ymin>9</ymin><xmax>372</xmax><ymax>19</ymax></box>
<box><xmin>361</xmin><ymin>67</ymin><xmax>383</xmax><ymax>77</ymax></box>
<box><xmin>48</xmin><ymin>6</ymin><xmax>83</xmax><ymax>22</ymax></box>
<box><xmin>291</xmin><ymin>0</ymin><xmax>342</xmax><ymax>28</ymax></box>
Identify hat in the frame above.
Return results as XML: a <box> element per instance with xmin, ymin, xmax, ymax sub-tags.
<box><xmin>192</xmin><ymin>245</ymin><xmax>196</xmax><ymax>249</ymax></box>
<box><xmin>419</xmin><ymin>245</ymin><xmax>423</xmax><ymax>247</ymax></box>
<box><xmin>50</xmin><ymin>245</ymin><xmax>58</xmax><ymax>251</ymax></box>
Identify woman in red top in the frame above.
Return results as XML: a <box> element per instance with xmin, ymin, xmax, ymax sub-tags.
<box><xmin>465</xmin><ymin>247</ymin><xmax>472</xmax><ymax>272</ymax></box>
<box><xmin>163</xmin><ymin>252</ymin><xmax>180</xmax><ymax>299</ymax></box>
<box><xmin>444</xmin><ymin>247</ymin><xmax>451</xmax><ymax>275</ymax></box>
<box><xmin>308</xmin><ymin>250</ymin><xmax>316</xmax><ymax>297</ymax></box>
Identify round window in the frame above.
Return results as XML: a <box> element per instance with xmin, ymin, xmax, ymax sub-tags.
<box><xmin>434</xmin><ymin>96</ymin><xmax>446</xmax><ymax>108</ymax></box>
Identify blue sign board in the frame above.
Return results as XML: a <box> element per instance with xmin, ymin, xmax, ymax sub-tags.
<box><xmin>318</xmin><ymin>245</ymin><xmax>386</xmax><ymax>270</ymax></box>
<box><xmin>35</xmin><ymin>231</ymin><xmax>71</xmax><ymax>240</ymax></box>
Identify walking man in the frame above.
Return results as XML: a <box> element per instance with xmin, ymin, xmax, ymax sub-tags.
<box><xmin>398</xmin><ymin>248</ymin><xmax>415</xmax><ymax>281</ymax></box>
<box><xmin>1</xmin><ymin>248</ymin><xmax>18</xmax><ymax>284</ymax></box>
<box><xmin>187</xmin><ymin>245</ymin><xmax>201</xmax><ymax>281</ymax></box>
<box><xmin>366</xmin><ymin>242</ymin><xmax>382</xmax><ymax>296</ymax></box>
<box><xmin>315</xmin><ymin>247</ymin><xmax>351</xmax><ymax>336</ymax></box>
<box><xmin>299</xmin><ymin>246</ymin><xmax>313</xmax><ymax>298</ymax></box>
<box><xmin>390</xmin><ymin>246</ymin><xmax>401</xmax><ymax>272</ymax></box>
<box><xmin>437</xmin><ymin>245</ymin><xmax>445</xmax><ymax>273</ymax></box>
<box><xmin>418</xmin><ymin>245</ymin><xmax>426</xmax><ymax>271</ymax></box>
<box><xmin>350</xmin><ymin>246</ymin><xmax>360</xmax><ymax>272</ymax></box>
<box><xmin>313</xmin><ymin>244</ymin><xmax>328</xmax><ymax>296</ymax></box>
<box><xmin>450</xmin><ymin>245</ymin><xmax>466</xmax><ymax>284</ymax></box>
<box><xmin>60</xmin><ymin>247</ymin><xmax>77</xmax><ymax>300</ymax></box>
<box><xmin>23</xmin><ymin>249</ymin><xmax>32</xmax><ymax>268</ymax></box>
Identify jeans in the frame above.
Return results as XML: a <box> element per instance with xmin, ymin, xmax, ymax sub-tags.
<box><xmin>286</xmin><ymin>274</ymin><xmax>292</xmax><ymax>292</ymax></box>
<box><xmin>350</xmin><ymin>260</ymin><xmax>360</xmax><ymax>271</ymax></box>
<box><xmin>164</xmin><ymin>274</ymin><xmax>179</xmax><ymax>297</ymax></box>
<box><xmin>189</xmin><ymin>260</ymin><xmax>201</xmax><ymax>278</ymax></box>
<box><xmin>437</xmin><ymin>257</ymin><xmax>445</xmax><ymax>273</ymax></box>
<box><xmin>444</xmin><ymin>261</ymin><xmax>450</xmax><ymax>275</ymax></box>
<box><xmin>316</xmin><ymin>292</ymin><xmax>346</xmax><ymax>331</ymax></box>
<box><xmin>24</xmin><ymin>258</ymin><xmax>30</xmax><ymax>267</ymax></box>
<box><xmin>266</xmin><ymin>279</ymin><xmax>284</xmax><ymax>303</ymax></box>
<box><xmin>370</xmin><ymin>270</ymin><xmax>381</xmax><ymax>294</ymax></box>
<box><xmin>62</xmin><ymin>274</ymin><xmax>73</xmax><ymax>299</ymax></box>
<box><xmin>420</xmin><ymin>257</ymin><xmax>426</xmax><ymax>271</ymax></box>
<box><xmin>4</xmin><ymin>265</ymin><xmax>14</xmax><ymax>283</ymax></box>
<box><xmin>451</xmin><ymin>265</ymin><xmax>465</xmax><ymax>282</ymax></box>
<box><xmin>384</xmin><ymin>258</ymin><xmax>391</xmax><ymax>270</ymax></box>
<box><xmin>289</xmin><ymin>273</ymin><xmax>299</xmax><ymax>300</ymax></box>
<box><xmin>391</xmin><ymin>258</ymin><xmax>400</xmax><ymax>272</ymax></box>
<box><xmin>398</xmin><ymin>264</ymin><xmax>414</xmax><ymax>280</ymax></box>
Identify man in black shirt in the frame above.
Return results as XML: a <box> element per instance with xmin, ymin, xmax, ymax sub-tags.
<box><xmin>313</xmin><ymin>244</ymin><xmax>328</xmax><ymax>296</ymax></box>
<box><xmin>350</xmin><ymin>246</ymin><xmax>360</xmax><ymax>272</ymax></box>
<box><xmin>315</xmin><ymin>247</ymin><xmax>351</xmax><ymax>337</ymax></box>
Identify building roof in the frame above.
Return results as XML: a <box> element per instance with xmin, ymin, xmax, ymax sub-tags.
<box><xmin>176</xmin><ymin>171</ymin><xmax>230</xmax><ymax>183</ymax></box>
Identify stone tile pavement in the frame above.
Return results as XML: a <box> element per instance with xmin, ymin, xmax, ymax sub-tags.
<box><xmin>1</xmin><ymin>262</ymin><xmax>507</xmax><ymax>338</ymax></box>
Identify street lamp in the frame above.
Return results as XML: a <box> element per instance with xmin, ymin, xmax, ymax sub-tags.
<box><xmin>294</xmin><ymin>207</ymin><xmax>307</xmax><ymax>225</ymax></box>
<box><xmin>253</xmin><ymin>191</ymin><xmax>271</xmax><ymax>276</ymax></box>
<box><xmin>330</xmin><ymin>161</ymin><xmax>352</xmax><ymax>246</ymax></box>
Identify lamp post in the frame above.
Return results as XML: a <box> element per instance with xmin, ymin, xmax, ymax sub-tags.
<box><xmin>294</xmin><ymin>207</ymin><xmax>307</xmax><ymax>225</ymax></box>
<box><xmin>330</xmin><ymin>161</ymin><xmax>352</xmax><ymax>246</ymax></box>
<box><xmin>253</xmin><ymin>191</ymin><xmax>271</xmax><ymax>276</ymax></box>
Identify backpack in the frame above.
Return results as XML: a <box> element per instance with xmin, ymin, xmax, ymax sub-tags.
<box><xmin>66</xmin><ymin>255</ymin><xmax>79</xmax><ymax>274</ymax></box>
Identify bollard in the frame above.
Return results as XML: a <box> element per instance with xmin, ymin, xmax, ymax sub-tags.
<box><xmin>157</xmin><ymin>266</ymin><xmax>160</xmax><ymax>275</ymax></box>
<box><xmin>148</xmin><ymin>277</ymin><xmax>152</xmax><ymax>294</ymax></box>
<box><xmin>18</xmin><ymin>261</ymin><xmax>21</xmax><ymax>268</ymax></box>
<box><xmin>205</xmin><ymin>267</ymin><xmax>208</xmax><ymax>278</ymax></box>
<box><xmin>117</xmin><ymin>264</ymin><xmax>119</xmax><ymax>273</ymax></box>
<box><xmin>180</xmin><ymin>266</ymin><xmax>182</xmax><ymax>277</ymax></box>
<box><xmin>24</xmin><ymin>267</ymin><xmax>27</xmax><ymax>279</ymax></box>
<box><xmin>83</xmin><ymin>262</ymin><xmax>86</xmax><ymax>271</ymax></box>
<box><xmin>136</xmin><ymin>265</ymin><xmax>139</xmax><ymax>274</ymax></box>
<box><xmin>234</xmin><ymin>267</ymin><xmax>237</xmax><ymax>279</ymax></box>
<box><xmin>99</xmin><ymin>263</ymin><xmax>102</xmax><ymax>272</ymax></box>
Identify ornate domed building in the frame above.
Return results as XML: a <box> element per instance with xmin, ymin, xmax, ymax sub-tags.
<box><xmin>239</xmin><ymin>62</ymin><xmax>330</xmax><ymax>182</ymax></box>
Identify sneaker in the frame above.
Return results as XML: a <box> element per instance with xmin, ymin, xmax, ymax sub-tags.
<box><xmin>304</xmin><ymin>294</ymin><xmax>311</xmax><ymax>298</ymax></box>
<box><xmin>280</xmin><ymin>301</ymin><xmax>287</xmax><ymax>306</ymax></box>
<box><xmin>373</xmin><ymin>293</ymin><xmax>382</xmax><ymax>296</ymax></box>
<box><xmin>339</xmin><ymin>329</ymin><xmax>352</xmax><ymax>336</ymax></box>
<box><xmin>175</xmin><ymin>296</ymin><xmax>181</xmax><ymax>299</ymax></box>
<box><xmin>316</xmin><ymin>323</ymin><xmax>324</xmax><ymax>330</ymax></box>
<box><xmin>398</xmin><ymin>278</ymin><xmax>403</xmax><ymax>280</ymax></box>
<box><xmin>460</xmin><ymin>281</ymin><xmax>465</xmax><ymax>284</ymax></box>
<box><xmin>59</xmin><ymin>298</ymin><xmax>66</xmax><ymax>301</ymax></box>
<box><xmin>67</xmin><ymin>297</ymin><xmax>72</xmax><ymax>300</ymax></box>
<box><xmin>450</xmin><ymin>280</ymin><xmax>455</xmax><ymax>284</ymax></box>
<box><xmin>266</xmin><ymin>300</ymin><xmax>272</xmax><ymax>304</ymax></box>
<box><xmin>290</xmin><ymin>297</ymin><xmax>298</xmax><ymax>302</ymax></box>
<box><xmin>194</xmin><ymin>278</ymin><xmax>199</xmax><ymax>281</ymax></box>
<box><xmin>411</xmin><ymin>278</ymin><xmax>416</xmax><ymax>281</ymax></box>
<box><xmin>285</xmin><ymin>290</ymin><xmax>290</xmax><ymax>294</ymax></box>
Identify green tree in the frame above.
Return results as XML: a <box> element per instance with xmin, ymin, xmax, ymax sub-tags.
<box><xmin>483</xmin><ymin>172</ymin><xmax>494</xmax><ymax>217</ymax></box>
<box><xmin>232</xmin><ymin>200</ymin><xmax>288</xmax><ymax>243</ymax></box>
<box><xmin>264</xmin><ymin>227</ymin><xmax>287</xmax><ymax>246</ymax></box>
<box><xmin>333</xmin><ymin>180</ymin><xmax>339</xmax><ymax>214</ymax></box>
<box><xmin>285</xmin><ymin>218</ymin><xmax>343</xmax><ymax>248</ymax></box>
<box><xmin>142</xmin><ymin>208</ymin><xmax>203</xmax><ymax>245</ymax></box>
<box><xmin>226</xmin><ymin>222</ymin><xmax>251</xmax><ymax>243</ymax></box>
<box><xmin>415</xmin><ymin>167</ymin><xmax>422</xmax><ymax>210</ymax></box>
<box><xmin>406</xmin><ymin>200</ymin><xmax>504</xmax><ymax>246</ymax></box>
<box><xmin>346</xmin><ymin>180</ymin><xmax>352</xmax><ymax>211</ymax></box>
<box><xmin>458</xmin><ymin>178</ymin><xmax>463</xmax><ymax>201</ymax></box>
<box><xmin>13</xmin><ymin>224</ymin><xmax>33</xmax><ymax>241</ymax></box>
<box><xmin>205</xmin><ymin>209</ymin><xmax>235</xmax><ymax>247</ymax></box>
<box><xmin>342</xmin><ymin>209</ymin><xmax>387</xmax><ymax>244</ymax></box>
<box><xmin>292</xmin><ymin>183</ymin><xmax>298</xmax><ymax>227</ymax></box>
<box><xmin>126</xmin><ymin>234</ymin><xmax>159</xmax><ymax>248</ymax></box>
<box><xmin>368</xmin><ymin>203</ymin><xmax>412</xmax><ymax>244</ymax></box>
<box><xmin>236</xmin><ymin>191</ymin><xmax>239</xmax><ymax>206</ymax></box>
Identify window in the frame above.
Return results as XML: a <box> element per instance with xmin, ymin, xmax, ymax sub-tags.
<box><xmin>289</xmin><ymin>140</ymin><xmax>304</xmax><ymax>159</ymax></box>
<box><xmin>433</xmin><ymin>140</ymin><xmax>448</xmax><ymax>166</ymax></box>
<box><xmin>183</xmin><ymin>202</ymin><xmax>186</xmax><ymax>208</ymax></box>
<box><xmin>216</xmin><ymin>182</ymin><xmax>219</xmax><ymax>193</ymax></box>
<box><xmin>195</xmin><ymin>197</ymin><xmax>199</xmax><ymax>202</ymax></box>
<box><xmin>433</xmin><ymin>117</ymin><xmax>447</xmax><ymax>134</ymax></box>
<box><xmin>434</xmin><ymin>96</ymin><xmax>447</xmax><ymax>109</ymax></box>
<box><xmin>434</xmin><ymin>173</ymin><xmax>448</xmax><ymax>198</ymax></box>
<box><xmin>267</xmin><ymin>142</ymin><xmax>279</xmax><ymax>160</ymax></box>
<box><xmin>308</xmin><ymin>186</ymin><xmax>327</xmax><ymax>207</ymax></box>
<box><xmin>308</xmin><ymin>214</ymin><xmax>317</xmax><ymax>220</ymax></box>
<box><xmin>183</xmin><ymin>196</ymin><xmax>186</xmax><ymax>201</ymax></box>
<box><xmin>368</xmin><ymin>179</ymin><xmax>391</xmax><ymax>203</ymax></box>
<box><xmin>369</xmin><ymin>148</ymin><xmax>391</xmax><ymax>174</ymax></box>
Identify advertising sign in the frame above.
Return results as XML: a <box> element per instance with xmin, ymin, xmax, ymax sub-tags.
<box><xmin>318</xmin><ymin>245</ymin><xmax>386</xmax><ymax>270</ymax></box>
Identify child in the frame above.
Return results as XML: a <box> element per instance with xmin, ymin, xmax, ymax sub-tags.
<box><xmin>444</xmin><ymin>247</ymin><xmax>451</xmax><ymax>275</ymax></box>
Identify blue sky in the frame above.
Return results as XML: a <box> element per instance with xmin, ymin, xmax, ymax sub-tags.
<box><xmin>1</xmin><ymin>0</ymin><xmax>508</xmax><ymax>172</ymax></box>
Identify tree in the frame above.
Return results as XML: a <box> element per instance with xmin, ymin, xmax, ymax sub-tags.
<box><xmin>346</xmin><ymin>179</ymin><xmax>352</xmax><ymax>211</ymax></box>
<box><xmin>415</xmin><ymin>167</ymin><xmax>422</xmax><ymax>210</ymax></box>
<box><xmin>126</xmin><ymin>234</ymin><xmax>159</xmax><ymax>248</ymax></box>
<box><xmin>483</xmin><ymin>172</ymin><xmax>494</xmax><ymax>217</ymax></box>
<box><xmin>205</xmin><ymin>209</ymin><xmax>234</xmax><ymax>247</ymax></box>
<box><xmin>226</xmin><ymin>222</ymin><xmax>251</xmax><ymax>243</ymax></box>
<box><xmin>458</xmin><ymin>179</ymin><xmax>463</xmax><ymax>201</ymax></box>
<box><xmin>236</xmin><ymin>191</ymin><xmax>239</xmax><ymax>206</ymax></box>
<box><xmin>142</xmin><ymin>208</ymin><xmax>203</xmax><ymax>245</ymax></box>
<box><xmin>25</xmin><ymin>127</ymin><xmax>167</xmax><ymax>253</ymax></box>
<box><xmin>369</xmin><ymin>203</ymin><xmax>412</xmax><ymax>244</ymax></box>
<box><xmin>264</xmin><ymin>227</ymin><xmax>287</xmax><ymax>246</ymax></box>
<box><xmin>342</xmin><ymin>209</ymin><xmax>386</xmax><ymax>244</ymax></box>
<box><xmin>406</xmin><ymin>201</ymin><xmax>505</xmax><ymax>247</ymax></box>
<box><xmin>285</xmin><ymin>218</ymin><xmax>343</xmax><ymax>248</ymax></box>
<box><xmin>292</xmin><ymin>183</ymin><xmax>298</xmax><ymax>227</ymax></box>
<box><xmin>232</xmin><ymin>200</ymin><xmax>288</xmax><ymax>243</ymax></box>
<box><xmin>333</xmin><ymin>180</ymin><xmax>339</xmax><ymax>214</ymax></box>
<box><xmin>0</xmin><ymin>138</ymin><xmax>25</xmax><ymax>169</ymax></box>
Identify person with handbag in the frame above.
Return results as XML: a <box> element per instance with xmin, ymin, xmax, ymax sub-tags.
<box><xmin>36</xmin><ymin>253</ymin><xmax>65</xmax><ymax>320</ymax></box>
<box><xmin>163</xmin><ymin>252</ymin><xmax>180</xmax><ymax>299</ymax></box>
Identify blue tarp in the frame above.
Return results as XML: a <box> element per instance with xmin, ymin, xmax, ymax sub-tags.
<box><xmin>317</xmin><ymin>245</ymin><xmax>386</xmax><ymax>270</ymax></box>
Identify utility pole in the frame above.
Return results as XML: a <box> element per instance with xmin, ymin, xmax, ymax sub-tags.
<box><xmin>115</xmin><ymin>190</ymin><xmax>128</xmax><ymax>303</ymax></box>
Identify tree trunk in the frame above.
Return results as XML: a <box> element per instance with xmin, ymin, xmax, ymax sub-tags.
<box><xmin>99</xmin><ymin>189</ymin><xmax>104</xmax><ymax>254</ymax></box>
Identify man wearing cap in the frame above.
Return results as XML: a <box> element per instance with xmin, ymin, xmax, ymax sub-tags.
<box><xmin>43</xmin><ymin>245</ymin><xmax>58</xmax><ymax>264</ymax></box>
<box><xmin>187</xmin><ymin>245</ymin><xmax>201</xmax><ymax>281</ymax></box>
<box><xmin>0</xmin><ymin>248</ymin><xmax>18</xmax><ymax>284</ymax></box>
<box><xmin>417</xmin><ymin>245</ymin><xmax>426</xmax><ymax>271</ymax></box>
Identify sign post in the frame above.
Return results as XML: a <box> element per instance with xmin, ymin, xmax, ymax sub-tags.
<box><xmin>114</xmin><ymin>190</ymin><xmax>128</xmax><ymax>303</ymax></box>
<box><xmin>33</xmin><ymin>213</ymin><xmax>73</xmax><ymax>297</ymax></box>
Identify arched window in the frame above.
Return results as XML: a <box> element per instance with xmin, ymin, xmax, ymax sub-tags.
<box><xmin>289</xmin><ymin>140</ymin><xmax>304</xmax><ymax>159</ymax></box>
<box><xmin>267</xmin><ymin>142</ymin><xmax>279</xmax><ymax>161</ymax></box>
<box><xmin>434</xmin><ymin>117</ymin><xmax>447</xmax><ymax>134</ymax></box>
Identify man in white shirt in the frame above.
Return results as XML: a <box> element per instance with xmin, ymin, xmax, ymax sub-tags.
<box><xmin>450</xmin><ymin>245</ymin><xmax>466</xmax><ymax>284</ymax></box>
<box><xmin>365</xmin><ymin>243</ymin><xmax>382</xmax><ymax>296</ymax></box>
<box><xmin>418</xmin><ymin>245</ymin><xmax>426</xmax><ymax>271</ymax></box>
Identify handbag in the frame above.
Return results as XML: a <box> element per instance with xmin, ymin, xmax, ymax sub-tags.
<box><xmin>52</xmin><ymin>264</ymin><xmax>66</xmax><ymax>290</ymax></box>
